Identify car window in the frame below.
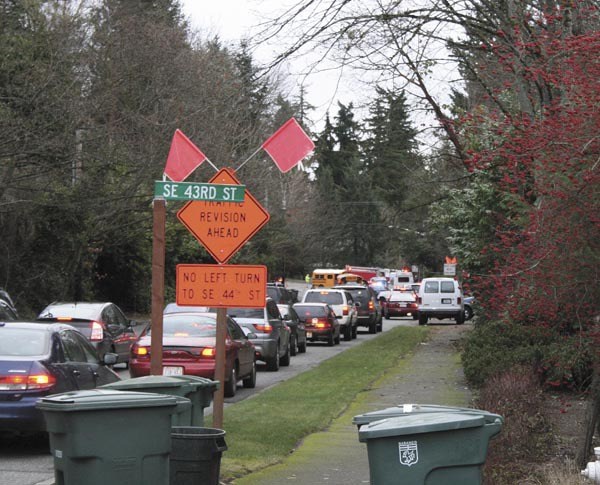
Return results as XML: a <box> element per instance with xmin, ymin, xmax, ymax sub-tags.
<box><xmin>266</xmin><ymin>300</ymin><xmax>281</xmax><ymax>319</ymax></box>
<box><xmin>70</xmin><ymin>331</ymin><xmax>101</xmax><ymax>363</ymax></box>
<box><xmin>288</xmin><ymin>307</ymin><xmax>299</xmax><ymax>321</ymax></box>
<box><xmin>294</xmin><ymin>305</ymin><xmax>327</xmax><ymax>318</ymax></box>
<box><xmin>305</xmin><ymin>291</ymin><xmax>343</xmax><ymax>305</ymax></box>
<box><xmin>424</xmin><ymin>281</ymin><xmax>440</xmax><ymax>293</ymax></box>
<box><xmin>227</xmin><ymin>318</ymin><xmax>245</xmax><ymax>340</ymax></box>
<box><xmin>61</xmin><ymin>330</ymin><xmax>88</xmax><ymax>362</ymax></box>
<box><xmin>441</xmin><ymin>281</ymin><xmax>456</xmax><ymax>293</ymax></box>
<box><xmin>102</xmin><ymin>306</ymin><xmax>116</xmax><ymax>325</ymax></box>
<box><xmin>227</xmin><ymin>308</ymin><xmax>264</xmax><ymax>318</ymax></box>
<box><xmin>0</xmin><ymin>327</ymin><xmax>49</xmax><ymax>356</ymax></box>
<box><xmin>111</xmin><ymin>305</ymin><xmax>128</xmax><ymax>326</ymax></box>
<box><xmin>155</xmin><ymin>315</ymin><xmax>217</xmax><ymax>337</ymax></box>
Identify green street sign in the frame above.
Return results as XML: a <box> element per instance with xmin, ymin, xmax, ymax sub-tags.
<box><xmin>154</xmin><ymin>181</ymin><xmax>245</xmax><ymax>202</ymax></box>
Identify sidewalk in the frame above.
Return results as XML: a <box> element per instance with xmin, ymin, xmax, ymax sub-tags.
<box><xmin>232</xmin><ymin>324</ymin><xmax>472</xmax><ymax>484</ymax></box>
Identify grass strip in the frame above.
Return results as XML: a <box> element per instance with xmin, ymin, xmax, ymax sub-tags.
<box><xmin>206</xmin><ymin>325</ymin><xmax>429</xmax><ymax>480</ymax></box>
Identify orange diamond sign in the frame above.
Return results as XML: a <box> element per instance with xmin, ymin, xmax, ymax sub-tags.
<box><xmin>177</xmin><ymin>168</ymin><xmax>270</xmax><ymax>263</ymax></box>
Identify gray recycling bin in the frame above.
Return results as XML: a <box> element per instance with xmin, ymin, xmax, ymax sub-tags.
<box><xmin>100</xmin><ymin>375</ymin><xmax>218</xmax><ymax>426</ymax></box>
<box><xmin>358</xmin><ymin>411</ymin><xmax>503</xmax><ymax>485</ymax></box>
<box><xmin>36</xmin><ymin>389</ymin><xmax>178</xmax><ymax>485</ymax></box>
<box><xmin>170</xmin><ymin>426</ymin><xmax>227</xmax><ymax>485</ymax></box>
<box><xmin>353</xmin><ymin>403</ymin><xmax>504</xmax><ymax>428</ymax></box>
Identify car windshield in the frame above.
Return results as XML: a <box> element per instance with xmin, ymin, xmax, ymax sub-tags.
<box><xmin>149</xmin><ymin>315</ymin><xmax>217</xmax><ymax>337</ymax></box>
<box><xmin>0</xmin><ymin>328</ymin><xmax>49</xmax><ymax>356</ymax></box>
<box><xmin>294</xmin><ymin>305</ymin><xmax>328</xmax><ymax>319</ymax></box>
<box><xmin>305</xmin><ymin>292</ymin><xmax>343</xmax><ymax>305</ymax></box>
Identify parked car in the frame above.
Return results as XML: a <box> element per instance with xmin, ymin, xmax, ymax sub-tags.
<box><xmin>277</xmin><ymin>303</ymin><xmax>307</xmax><ymax>356</ymax></box>
<box><xmin>37</xmin><ymin>302</ymin><xmax>138</xmax><ymax>366</ymax></box>
<box><xmin>302</xmin><ymin>289</ymin><xmax>358</xmax><ymax>340</ymax></box>
<box><xmin>382</xmin><ymin>290</ymin><xmax>419</xmax><ymax>319</ymax></box>
<box><xmin>221</xmin><ymin>298</ymin><xmax>291</xmax><ymax>372</ymax></box>
<box><xmin>0</xmin><ymin>321</ymin><xmax>120</xmax><ymax>432</ymax></box>
<box><xmin>464</xmin><ymin>296</ymin><xmax>475</xmax><ymax>321</ymax></box>
<box><xmin>292</xmin><ymin>303</ymin><xmax>340</xmax><ymax>346</ymax></box>
<box><xmin>129</xmin><ymin>312</ymin><xmax>255</xmax><ymax>397</ymax></box>
<box><xmin>266</xmin><ymin>283</ymin><xmax>296</xmax><ymax>304</ymax></box>
<box><xmin>333</xmin><ymin>284</ymin><xmax>381</xmax><ymax>334</ymax></box>
<box><xmin>0</xmin><ymin>299</ymin><xmax>17</xmax><ymax>321</ymax></box>
<box><xmin>417</xmin><ymin>278</ymin><xmax>464</xmax><ymax>325</ymax></box>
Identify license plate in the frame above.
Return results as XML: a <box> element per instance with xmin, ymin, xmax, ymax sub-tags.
<box><xmin>306</xmin><ymin>332</ymin><xmax>313</xmax><ymax>338</ymax></box>
<box><xmin>400</xmin><ymin>303</ymin><xmax>407</xmax><ymax>307</ymax></box>
<box><xmin>162</xmin><ymin>366</ymin><xmax>183</xmax><ymax>376</ymax></box>
<box><xmin>442</xmin><ymin>298</ymin><xmax>452</xmax><ymax>304</ymax></box>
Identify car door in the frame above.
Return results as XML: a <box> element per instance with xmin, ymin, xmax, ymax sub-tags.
<box><xmin>71</xmin><ymin>330</ymin><xmax>120</xmax><ymax>387</ymax></box>
<box><xmin>59</xmin><ymin>329</ymin><xmax>97</xmax><ymax>390</ymax></box>
<box><xmin>266</xmin><ymin>300</ymin><xmax>287</xmax><ymax>355</ymax></box>
<box><xmin>102</xmin><ymin>304</ymin><xmax>136</xmax><ymax>359</ymax></box>
<box><xmin>227</xmin><ymin>318</ymin><xmax>254</xmax><ymax>377</ymax></box>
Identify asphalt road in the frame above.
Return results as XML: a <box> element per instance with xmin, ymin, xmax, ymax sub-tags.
<box><xmin>0</xmin><ymin>280</ymin><xmax>450</xmax><ymax>485</ymax></box>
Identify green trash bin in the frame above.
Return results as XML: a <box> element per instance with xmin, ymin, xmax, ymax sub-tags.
<box><xmin>170</xmin><ymin>426</ymin><xmax>227</xmax><ymax>485</ymax></box>
<box><xmin>358</xmin><ymin>411</ymin><xmax>503</xmax><ymax>485</ymax></box>
<box><xmin>100</xmin><ymin>375</ymin><xmax>218</xmax><ymax>426</ymax></box>
<box><xmin>353</xmin><ymin>403</ymin><xmax>504</xmax><ymax>429</ymax></box>
<box><xmin>36</xmin><ymin>389</ymin><xmax>178</xmax><ymax>485</ymax></box>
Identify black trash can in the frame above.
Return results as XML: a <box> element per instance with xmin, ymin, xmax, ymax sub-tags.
<box><xmin>170</xmin><ymin>426</ymin><xmax>227</xmax><ymax>485</ymax></box>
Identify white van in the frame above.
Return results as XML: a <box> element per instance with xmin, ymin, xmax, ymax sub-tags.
<box><xmin>417</xmin><ymin>277</ymin><xmax>464</xmax><ymax>325</ymax></box>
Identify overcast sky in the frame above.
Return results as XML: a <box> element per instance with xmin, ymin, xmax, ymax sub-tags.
<box><xmin>179</xmin><ymin>0</ymin><xmax>359</xmax><ymax>130</ymax></box>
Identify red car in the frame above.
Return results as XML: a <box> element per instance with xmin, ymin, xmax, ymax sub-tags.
<box><xmin>292</xmin><ymin>303</ymin><xmax>340</xmax><ymax>346</ymax></box>
<box><xmin>129</xmin><ymin>312</ymin><xmax>256</xmax><ymax>397</ymax></box>
<box><xmin>383</xmin><ymin>290</ymin><xmax>419</xmax><ymax>319</ymax></box>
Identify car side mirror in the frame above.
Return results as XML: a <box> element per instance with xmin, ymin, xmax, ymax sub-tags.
<box><xmin>246</xmin><ymin>332</ymin><xmax>258</xmax><ymax>339</ymax></box>
<box><xmin>103</xmin><ymin>353</ymin><xmax>118</xmax><ymax>366</ymax></box>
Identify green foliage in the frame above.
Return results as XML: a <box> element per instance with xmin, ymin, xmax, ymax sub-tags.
<box><xmin>462</xmin><ymin>320</ymin><xmax>594</xmax><ymax>391</ymax></box>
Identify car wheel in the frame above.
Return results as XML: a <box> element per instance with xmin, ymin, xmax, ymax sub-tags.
<box><xmin>384</xmin><ymin>310</ymin><xmax>389</xmax><ymax>319</ymax></box>
<box><xmin>351</xmin><ymin>325</ymin><xmax>358</xmax><ymax>339</ymax></box>
<box><xmin>344</xmin><ymin>324</ymin><xmax>352</xmax><ymax>341</ymax></box>
<box><xmin>224</xmin><ymin>365</ymin><xmax>237</xmax><ymax>397</ymax></box>
<box><xmin>242</xmin><ymin>361</ymin><xmax>256</xmax><ymax>389</ymax></box>
<box><xmin>290</xmin><ymin>335</ymin><xmax>297</xmax><ymax>356</ymax></box>
<box><xmin>464</xmin><ymin>305</ymin><xmax>473</xmax><ymax>321</ymax></box>
<box><xmin>377</xmin><ymin>320</ymin><xmax>383</xmax><ymax>332</ymax></box>
<box><xmin>419</xmin><ymin>314</ymin><xmax>428</xmax><ymax>326</ymax></box>
<box><xmin>369</xmin><ymin>321</ymin><xmax>377</xmax><ymax>334</ymax></box>
<box><xmin>327</xmin><ymin>332</ymin><xmax>335</xmax><ymax>346</ymax></box>
<box><xmin>456</xmin><ymin>312</ymin><xmax>465</xmax><ymax>325</ymax></box>
<box><xmin>298</xmin><ymin>337</ymin><xmax>307</xmax><ymax>353</ymax></box>
<box><xmin>280</xmin><ymin>342</ymin><xmax>291</xmax><ymax>366</ymax></box>
<box><xmin>266</xmin><ymin>352</ymin><xmax>280</xmax><ymax>371</ymax></box>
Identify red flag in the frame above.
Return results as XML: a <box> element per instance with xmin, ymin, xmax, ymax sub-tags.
<box><xmin>262</xmin><ymin>118</ymin><xmax>315</xmax><ymax>173</ymax></box>
<box><xmin>164</xmin><ymin>129</ymin><xmax>207</xmax><ymax>182</ymax></box>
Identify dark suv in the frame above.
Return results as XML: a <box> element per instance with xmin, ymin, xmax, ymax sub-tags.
<box><xmin>333</xmin><ymin>284</ymin><xmax>382</xmax><ymax>334</ymax></box>
<box><xmin>266</xmin><ymin>283</ymin><xmax>296</xmax><ymax>304</ymax></box>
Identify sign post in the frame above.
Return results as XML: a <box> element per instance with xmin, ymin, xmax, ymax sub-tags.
<box><xmin>150</xmin><ymin>198</ymin><xmax>166</xmax><ymax>375</ymax></box>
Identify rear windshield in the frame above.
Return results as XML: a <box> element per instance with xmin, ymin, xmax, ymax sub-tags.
<box><xmin>38</xmin><ymin>305</ymin><xmax>100</xmax><ymax>320</ymax></box>
<box><xmin>441</xmin><ymin>281</ymin><xmax>456</xmax><ymax>293</ymax></box>
<box><xmin>294</xmin><ymin>305</ymin><xmax>328</xmax><ymax>319</ymax></box>
<box><xmin>305</xmin><ymin>291</ymin><xmax>343</xmax><ymax>305</ymax></box>
<box><xmin>152</xmin><ymin>315</ymin><xmax>217</xmax><ymax>337</ymax></box>
<box><xmin>389</xmin><ymin>292</ymin><xmax>415</xmax><ymax>302</ymax></box>
<box><xmin>0</xmin><ymin>328</ymin><xmax>49</xmax><ymax>356</ymax></box>
<box><xmin>424</xmin><ymin>281</ymin><xmax>439</xmax><ymax>293</ymax></box>
<box><xmin>345</xmin><ymin>289</ymin><xmax>370</xmax><ymax>304</ymax></box>
<box><xmin>225</xmin><ymin>308</ymin><xmax>264</xmax><ymax>318</ymax></box>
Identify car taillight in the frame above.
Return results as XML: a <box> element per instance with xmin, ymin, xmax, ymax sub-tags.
<box><xmin>200</xmin><ymin>347</ymin><xmax>216</xmax><ymax>359</ymax></box>
<box><xmin>90</xmin><ymin>321</ymin><xmax>103</xmax><ymax>341</ymax></box>
<box><xmin>342</xmin><ymin>305</ymin><xmax>349</xmax><ymax>316</ymax></box>
<box><xmin>368</xmin><ymin>301</ymin><xmax>375</xmax><ymax>310</ymax></box>
<box><xmin>132</xmin><ymin>344</ymin><xmax>149</xmax><ymax>356</ymax></box>
<box><xmin>312</xmin><ymin>318</ymin><xmax>330</xmax><ymax>329</ymax></box>
<box><xmin>0</xmin><ymin>367</ymin><xmax>56</xmax><ymax>391</ymax></box>
<box><xmin>254</xmin><ymin>323</ymin><xmax>272</xmax><ymax>333</ymax></box>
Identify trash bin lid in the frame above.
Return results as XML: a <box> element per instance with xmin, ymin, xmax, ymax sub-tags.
<box><xmin>353</xmin><ymin>404</ymin><xmax>503</xmax><ymax>426</ymax></box>
<box><xmin>172</xmin><ymin>375</ymin><xmax>219</xmax><ymax>390</ymax></box>
<box><xmin>99</xmin><ymin>375</ymin><xmax>193</xmax><ymax>391</ymax></box>
<box><xmin>36</xmin><ymin>389</ymin><xmax>178</xmax><ymax>412</ymax></box>
<box><xmin>358</xmin><ymin>412</ymin><xmax>486</xmax><ymax>441</ymax></box>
